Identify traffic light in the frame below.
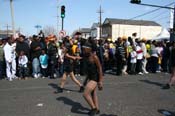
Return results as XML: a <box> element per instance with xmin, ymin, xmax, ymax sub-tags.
<box><xmin>61</xmin><ymin>5</ymin><xmax>65</xmax><ymax>18</ymax></box>
<box><xmin>130</xmin><ymin>0</ymin><xmax>141</xmax><ymax>4</ymax></box>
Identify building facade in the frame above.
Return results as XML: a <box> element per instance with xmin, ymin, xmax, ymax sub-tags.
<box><xmin>91</xmin><ymin>23</ymin><xmax>100</xmax><ymax>40</ymax></box>
<box><xmin>0</xmin><ymin>30</ymin><xmax>13</xmax><ymax>38</ymax></box>
<box><xmin>72</xmin><ymin>28</ymin><xmax>91</xmax><ymax>39</ymax></box>
<box><xmin>102</xmin><ymin>18</ymin><xmax>162</xmax><ymax>41</ymax></box>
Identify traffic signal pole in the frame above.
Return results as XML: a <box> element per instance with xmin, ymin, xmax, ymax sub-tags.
<box><xmin>136</xmin><ymin>3</ymin><xmax>174</xmax><ymax>10</ymax></box>
<box><xmin>130</xmin><ymin>0</ymin><xmax>175</xmax><ymax>41</ymax></box>
<box><xmin>171</xmin><ymin>5</ymin><xmax>175</xmax><ymax>42</ymax></box>
<box><xmin>61</xmin><ymin>5</ymin><xmax>65</xmax><ymax>31</ymax></box>
<box><xmin>62</xmin><ymin>18</ymin><xmax>64</xmax><ymax>30</ymax></box>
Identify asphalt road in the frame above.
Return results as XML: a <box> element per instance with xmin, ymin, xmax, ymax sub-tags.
<box><xmin>0</xmin><ymin>73</ymin><xmax>175</xmax><ymax>116</ymax></box>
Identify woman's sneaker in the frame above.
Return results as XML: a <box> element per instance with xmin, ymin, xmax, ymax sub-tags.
<box><xmin>96</xmin><ymin>109</ymin><xmax>100</xmax><ymax>114</ymax></box>
<box><xmin>88</xmin><ymin>108</ymin><xmax>99</xmax><ymax>116</ymax></box>
<box><xmin>79</xmin><ymin>86</ymin><xmax>84</xmax><ymax>93</ymax></box>
<box><xmin>162</xmin><ymin>84</ymin><xmax>170</xmax><ymax>89</ymax></box>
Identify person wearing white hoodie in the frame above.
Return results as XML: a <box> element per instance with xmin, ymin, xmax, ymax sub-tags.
<box><xmin>140</xmin><ymin>40</ymin><xmax>149</xmax><ymax>74</ymax></box>
<box><xmin>3</xmin><ymin>37</ymin><xmax>17</xmax><ymax>81</ymax></box>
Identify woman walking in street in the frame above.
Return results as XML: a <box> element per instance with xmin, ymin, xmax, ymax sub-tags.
<box><xmin>59</xmin><ymin>37</ymin><xmax>84</xmax><ymax>93</ymax></box>
<box><xmin>162</xmin><ymin>42</ymin><xmax>175</xmax><ymax>89</ymax></box>
<box><xmin>82</xmin><ymin>42</ymin><xmax>103</xmax><ymax>116</ymax></box>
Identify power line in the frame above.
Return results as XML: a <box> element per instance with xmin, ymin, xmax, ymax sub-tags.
<box><xmin>129</xmin><ymin>2</ymin><xmax>174</xmax><ymax>20</ymax></box>
<box><xmin>149</xmin><ymin>10</ymin><xmax>169</xmax><ymax>20</ymax></box>
<box><xmin>155</xmin><ymin>16</ymin><xmax>170</xmax><ymax>21</ymax></box>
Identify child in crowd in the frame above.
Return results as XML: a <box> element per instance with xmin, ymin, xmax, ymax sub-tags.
<box><xmin>39</xmin><ymin>49</ymin><xmax>49</xmax><ymax>78</ymax></box>
<box><xmin>18</xmin><ymin>51</ymin><xmax>28</xmax><ymax>80</ymax></box>
<box><xmin>130</xmin><ymin>46</ymin><xmax>137</xmax><ymax>74</ymax></box>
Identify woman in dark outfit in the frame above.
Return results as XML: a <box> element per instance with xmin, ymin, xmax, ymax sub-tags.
<box><xmin>162</xmin><ymin>42</ymin><xmax>175</xmax><ymax>89</ymax></box>
<box><xmin>59</xmin><ymin>38</ymin><xmax>84</xmax><ymax>93</ymax></box>
<box><xmin>82</xmin><ymin>42</ymin><xmax>103</xmax><ymax>116</ymax></box>
<box><xmin>47</xmin><ymin>35</ymin><xmax>58</xmax><ymax>79</ymax></box>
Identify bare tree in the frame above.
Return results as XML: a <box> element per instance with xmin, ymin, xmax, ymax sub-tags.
<box><xmin>43</xmin><ymin>26</ymin><xmax>57</xmax><ymax>36</ymax></box>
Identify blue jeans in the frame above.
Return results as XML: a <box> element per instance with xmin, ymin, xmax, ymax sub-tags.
<box><xmin>32</xmin><ymin>58</ymin><xmax>40</xmax><ymax>76</ymax></box>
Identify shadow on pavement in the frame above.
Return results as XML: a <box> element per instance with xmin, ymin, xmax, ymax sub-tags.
<box><xmin>48</xmin><ymin>83</ymin><xmax>78</xmax><ymax>93</ymax></box>
<box><xmin>139</xmin><ymin>80</ymin><xmax>164</xmax><ymax>87</ymax></box>
<box><xmin>100</xmin><ymin>114</ymin><xmax>118</xmax><ymax>116</ymax></box>
<box><xmin>63</xmin><ymin>88</ymin><xmax>79</xmax><ymax>92</ymax></box>
<box><xmin>57</xmin><ymin>96</ymin><xmax>89</xmax><ymax>115</ymax></box>
<box><xmin>48</xmin><ymin>83</ymin><xmax>61</xmax><ymax>93</ymax></box>
<box><xmin>158</xmin><ymin>109</ymin><xmax>175</xmax><ymax>116</ymax></box>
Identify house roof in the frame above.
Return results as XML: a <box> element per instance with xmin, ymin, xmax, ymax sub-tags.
<box><xmin>91</xmin><ymin>23</ymin><xmax>100</xmax><ymax>29</ymax></box>
<box><xmin>79</xmin><ymin>28</ymin><xmax>91</xmax><ymax>33</ymax></box>
<box><xmin>72</xmin><ymin>28</ymin><xmax>91</xmax><ymax>36</ymax></box>
<box><xmin>0</xmin><ymin>30</ymin><xmax>14</xmax><ymax>34</ymax></box>
<box><xmin>103</xmin><ymin>18</ymin><xmax>161</xmax><ymax>26</ymax></box>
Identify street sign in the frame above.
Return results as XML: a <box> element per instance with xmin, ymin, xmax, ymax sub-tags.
<box><xmin>59</xmin><ymin>30</ymin><xmax>66</xmax><ymax>37</ymax></box>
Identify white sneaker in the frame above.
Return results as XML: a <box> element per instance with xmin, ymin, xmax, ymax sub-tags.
<box><xmin>37</xmin><ymin>74</ymin><xmax>42</xmax><ymax>78</ymax></box>
<box><xmin>54</xmin><ymin>73</ymin><xmax>57</xmax><ymax>78</ymax></box>
<box><xmin>12</xmin><ymin>75</ymin><xmax>18</xmax><ymax>79</ymax></box>
<box><xmin>138</xmin><ymin>72</ymin><xmax>143</xmax><ymax>75</ymax></box>
<box><xmin>8</xmin><ymin>78</ymin><xmax>13</xmax><ymax>81</ymax></box>
<box><xmin>34</xmin><ymin>74</ymin><xmax>38</xmax><ymax>79</ymax></box>
<box><xmin>42</xmin><ymin>76</ymin><xmax>46</xmax><ymax>79</ymax></box>
<box><xmin>122</xmin><ymin>71</ymin><xmax>128</xmax><ymax>75</ymax></box>
<box><xmin>144</xmin><ymin>71</ymin><xmax>149</xmax><ymax>74</ymax></box>
<box><xmin>165</xmin><ymin>72</ymin><xmax>169</xmax><ymax>75</ymax></box>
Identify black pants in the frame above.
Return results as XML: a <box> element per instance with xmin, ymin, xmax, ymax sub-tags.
<box><xmin>19</xmin><ymin>66</ymin><xmax>28</xmax><ymax>78</ymax></box>
<box><xmin>0</xmin><ymin>60</ymin><xmax>4</xmax><ymax>79</ymax></box>
<box><xmin>136</xmin><ymin>59</ymin><xmax>143</xmax><ymax>73</ymax></box>
<box><xmin>130</xmin><ymin>63</ymin><xmax>136</xmax><ymax>74</ymax></box>
<box><xmin>151</xmin><ymin>56</ymin><xmax>158</xmax><ymax>73</ymax></box>
<box><xmin>41</xmin><ymin>67</ymin><xmax>48</xmax><ymax>77</ymax></box>
<box><xmin>161</xmin><ymin>57</ymin><xmax>168</xmax><ymax>72</ymax></box>
<box><xmin>146</xmin><ymin>58</ymin><xmax>151</xmax><ymax>72</ymax></box>
<box><xmin>116</xmin><ymin>58</ymin><xmax>123</xmax><ymax>75</ymax></box>
<box><xmin>49</xmin><ymin>56</ymin><xmax>57</xmax><ymax>78</ymax></box>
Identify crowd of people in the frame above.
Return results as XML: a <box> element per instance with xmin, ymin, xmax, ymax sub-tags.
<box><xmin>0</xmin><ymin>32</ymin><xmax>175</xmax><ymax>86</ymax></box>
<box><xmin>0</xmin><ymin>33</ymin><xmax>174</xmax><ymax>78</ymax></box>
<box><xmin>0</xmin><ymin>31</ymin><xmax>175</xmax><ymax>115</ymax></box>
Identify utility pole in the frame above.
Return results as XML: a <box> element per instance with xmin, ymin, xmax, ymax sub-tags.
<box><xmin>57</xmin><ymin>6</ymin><xmax>59</xmax><ymax>33</ymax></box>
<box><xmin>170</xmin><ymin>5</ymin><xmax>175</xmax><ymax>42</ymax></box>
<box><xmin>97</xmin><ymin>5</ymin><xmax>103</xmax><ymax>39</ymax></box>
<box><xmin>4</xmin><ymin>24</ymin><xmax>11</xmax><ymax>37</ymax></box>
<box><xmin>10</xmin><ymin>0</ymin><xmax>16</xmax><ymax>37</ymax></box>
<box><xmin>56</xmin><ymin>0</ymin><xmax>60</xmax><ymax>33</ymax></box>
<box><xmin>173</xmin><ymin>5</ymin><xmax>175</xmax><ymax>42</ymax></box>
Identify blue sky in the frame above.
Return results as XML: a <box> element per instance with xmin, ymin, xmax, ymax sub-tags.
<box><xmin>0</xmin><ymin>0</ymin><xmax>174</xmax><ymax>36</ymax></box>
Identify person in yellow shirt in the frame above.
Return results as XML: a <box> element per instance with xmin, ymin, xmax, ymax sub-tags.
<box><xmin>72</xmin><ymin>40</ymin><xmax>78</xmax><ymax>55</ymax></box>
